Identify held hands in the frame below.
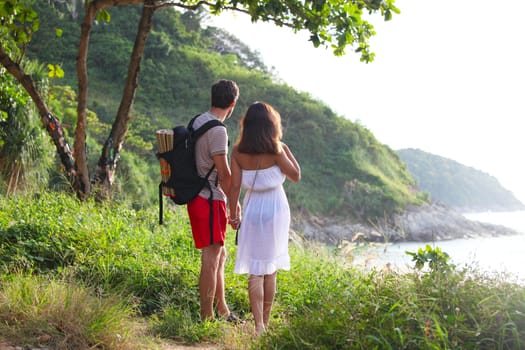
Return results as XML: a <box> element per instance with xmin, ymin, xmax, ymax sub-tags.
<box><xmin>228</xmin><ymin>215</ymin><xmax>241</xmax><ymax>230</ymax></box>
<box><xmin>228</xmin><ymin>202</ymin><xmax>242</xmax><ymax>230</ymax></box>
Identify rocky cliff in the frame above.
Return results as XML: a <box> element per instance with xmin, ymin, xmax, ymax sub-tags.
<box><xmin>292</xmin><ymin>202</ymin><xmax>519</xmax><ymax>245</ymax></box>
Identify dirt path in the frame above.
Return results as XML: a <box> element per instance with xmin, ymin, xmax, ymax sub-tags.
<box><xmin>0</xmin><ymin>340</ymin><xmax>219</xmax><ymax>350</ymax></box>
<box><xmin>156</xmin><ymin>340</ymin><xmax>219</xmax><ymax>350</ymax></box>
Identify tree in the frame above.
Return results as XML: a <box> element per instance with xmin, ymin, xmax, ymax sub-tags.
<box><xmin>0</xmin><ymin>62</ymin><xmax>53</xmax><ymax>195</ymax></box>
<box><xmin>0</xmin><ymin>0</ymin><xmax>399</xmax><ymax>199</ymax></box>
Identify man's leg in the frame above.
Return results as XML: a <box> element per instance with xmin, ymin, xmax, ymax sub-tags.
<box><xmin>214</xmin><ymin>245</ymin><xmax>230</xmax><ymax>317</ymax></box>
<box><xmin>200</xmin><ymin>243</ymin><xmax>222</xmax><ymax>320</ymax></box>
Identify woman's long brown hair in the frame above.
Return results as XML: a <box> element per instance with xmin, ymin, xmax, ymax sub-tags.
<box><xmin>236</xmin><ymin>102</ymin><xmax>282</xmax><ymax>154</ymax></box>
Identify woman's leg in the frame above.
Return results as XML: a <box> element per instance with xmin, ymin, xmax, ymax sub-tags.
<box><xmin>263</xmin><ymin>272</ymin><xmax>277</xmax><ymax>329</ymax></box>
<box><xmin>248</xmin><ymin>274</ymin><xmax>265</xmax><ymax>334</ymax></box>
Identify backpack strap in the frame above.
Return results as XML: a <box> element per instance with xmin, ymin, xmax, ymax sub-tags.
<box><xmin>159</xmin><ymin>183</ymin><xmax>164</xmax><ymax>225</ymax></box>
<box><xmin>188</xmin><ymin>115</ymin><xmax>225</xmax><ymax>139</ymax></box>
<box><xmin>188</xmin><ymin>114</ymin><xmax>226</xmax><ymax>185</ymax></box>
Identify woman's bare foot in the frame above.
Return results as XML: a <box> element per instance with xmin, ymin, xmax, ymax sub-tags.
<box><xmin>255</xmin><ymin>324</ymin><xmax>266</xmax><ymax>336</ymax></box>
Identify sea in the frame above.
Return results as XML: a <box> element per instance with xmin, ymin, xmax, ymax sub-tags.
<box><xmin>351</xmin><ymin>211</ymin><xmax>525</xmax><ymax>283</ymax></box>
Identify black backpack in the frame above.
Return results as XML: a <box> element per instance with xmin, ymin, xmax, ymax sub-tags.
<box><xmin>156</xmin><ymin>115</ymin><xmax>225</xmax><ymax>225</ymax></box>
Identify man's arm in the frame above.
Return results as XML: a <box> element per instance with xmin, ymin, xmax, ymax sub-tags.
<box><xmin>212</xmin><ymin>153</ymin><xmax>231</xmax><ymax>195</ymax></box>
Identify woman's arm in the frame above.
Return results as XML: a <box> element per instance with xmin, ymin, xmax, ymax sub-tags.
<box><xmin>227</xmin><ymin>147</ymin><xmax>242</xmax><ymax>228</ymax></box>
<box><xmin>276</xmin><ymin>143</ymin><xmax>301</xmax><ymax>183</ymax></box>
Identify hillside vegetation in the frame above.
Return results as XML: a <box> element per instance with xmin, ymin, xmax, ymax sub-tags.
<box><xmin>398</xmin><ymin>148</ymin><xmax>525</xmax><ymax>212</ymax></box>
<box><xmin>17</xmin><ymin>2</ymin><xmax>427</xmax><ymax>220</ymax></box>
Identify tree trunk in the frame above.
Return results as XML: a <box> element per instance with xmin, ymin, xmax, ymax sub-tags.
<box><xmin>74</xmin><ymin>1</ymin><xmax>99</xmax><ymax>199</ymax></box>
<box><xmin>0</xmin><ymin>43</ymin><xmax>77</xmax><ymax>184</ymax></box>
<box><xmin>92</xmin><ymin>0</ymin><xmax>156</xmax><ymax>199</ymax></box>
<box><xmin>6</xmin><ymin>164</ymin><xmax>20</xmax><ymax>196</ymax></box>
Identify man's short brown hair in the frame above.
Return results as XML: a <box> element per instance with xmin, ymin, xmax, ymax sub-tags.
<box><xmin>211</xmin><ymin>79</ymin><xmax>239</xmax><ymax>108</ymax></box>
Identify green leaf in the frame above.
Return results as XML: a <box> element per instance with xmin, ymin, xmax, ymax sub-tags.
<box><xmin>55</xmin><ymin>65</ymin><xmax>64</xmax><ymax>78</ymax></box>
<box><xmin>55</xmin><ymin>28</ymin><xmax>63</xmax><ymax>38</ymax></box>
<box><xmin>33</xmin><ymin>18</ymin><xmax>40</xmax><ymax>32</ymax></box>
<box><xmin>47</xmin><ymin>64</ymin><xmax>55</xmax><ymax>78</ymax></box>
<box><xmin>96</xmin><ymin>9</ymin><xmax>111</xmax><ymax>23</ymax></box>
<box><xmin>47</xmin><ymin>64</ymin><xmax>64</xmax><ymax>79</ymax></box>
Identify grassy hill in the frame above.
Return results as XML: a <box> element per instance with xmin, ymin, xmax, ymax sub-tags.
<box><xmin>21</xmin><ymin>2</ymin><xmax>427</xmax><ymax>220</ymax></box>
<box><xmin>398</xmin><ymin>148</ymin><xmax>525</xmax><ymax>212</ymax></box>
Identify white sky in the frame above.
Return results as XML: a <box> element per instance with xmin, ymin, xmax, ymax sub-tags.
<box><xmin>209</xmin><ymin>0</ymin><xmax>525</xmax><ymax>204</ymax></box>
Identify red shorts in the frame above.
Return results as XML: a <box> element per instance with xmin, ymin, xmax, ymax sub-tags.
<box><xmin>187</xmin><ymin>195</ymin><xmax>227</xmax><ymax>249</ymax></box>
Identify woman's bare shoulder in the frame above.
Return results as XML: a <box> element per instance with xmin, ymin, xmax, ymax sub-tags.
<box><xmin>236</xmin><ymin>152</ymin><xmax>276</xmax><ymax>170</ymax></box>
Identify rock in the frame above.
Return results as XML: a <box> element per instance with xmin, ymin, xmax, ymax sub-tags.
<box><xmin>291</xmin><ymin>202</ymin><xmax>519</xmax><ymax>245</ymax></box>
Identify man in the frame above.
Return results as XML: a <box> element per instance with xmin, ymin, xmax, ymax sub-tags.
<box><xmin>187</xmin><ymin>79</ymin><xmax>240</xmax><ymax>321</ymax></box>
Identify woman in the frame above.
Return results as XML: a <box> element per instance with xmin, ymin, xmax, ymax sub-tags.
<box><xmin>228</xmin><ymin>101</ymin><xmax>301</xmax><ymax>335</ymax></box>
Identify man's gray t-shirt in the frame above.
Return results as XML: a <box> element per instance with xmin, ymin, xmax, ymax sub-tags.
<box><xmin>192</xmin><ymin>112</ymin><xmax>228</xmax><ymax>202</ymax></box>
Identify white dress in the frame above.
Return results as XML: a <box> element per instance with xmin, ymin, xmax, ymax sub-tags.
<box><xmin>234</xmin><ymin>165</ymin><xmax>291</xmax><ymax>275</ymax></box>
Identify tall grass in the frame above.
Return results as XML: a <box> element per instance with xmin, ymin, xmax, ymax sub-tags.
<box><xmin>0</xmin><ymin>274</ymin><xmax>137</xmax><ymax>349</ymax></box>
<box><xmin>1</xmin><ymin>192</ymin><xmax>525</xmax><ymax>349</ymax></box>
<box><xmin>260</xmin><ymin>248</ymin><xmax>525</xmax><ymax>349</ymax></box>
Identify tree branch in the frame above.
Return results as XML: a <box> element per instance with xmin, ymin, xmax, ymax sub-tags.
<box><xmin>151</xmin><ymin>1</ymin><xmax>292</xmax><ymax>28</ymax></box>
